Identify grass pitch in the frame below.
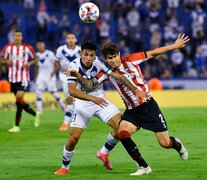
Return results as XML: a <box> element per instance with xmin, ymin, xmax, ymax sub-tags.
<box><xmin>0</xmin><ymin>107</ymin><xmax>207</xmax><ymax>180</ymax></box>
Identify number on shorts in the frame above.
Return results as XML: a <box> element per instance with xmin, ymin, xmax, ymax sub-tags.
<box><xmin>159</xmin><ymin>114</ymin><xmax>167</xmax><ymax>128</ymax></box>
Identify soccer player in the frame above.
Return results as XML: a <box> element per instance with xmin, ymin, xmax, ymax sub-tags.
<box><xmin>72</xmin><ymin>34</ymin><xmax>190</xmax><ymax>176</ymax></box>
<box><xmin>35</xmin><ymin>41</ymin><xmax>65</xmax><ymax>114</ymax></box>
<box><xmin>0</xmin><ymin>29</ymin><xmax>40</xmax><ymax>133</ymax></box>
<box><xmin>55</xmin><ymin>32</ymin><xmax>81</xmax><ymax>131</ymax></box>
<box><xmin>54</xmin><ymin>41</ymin><xmax>142</xmax><ymax>175</ymax></box>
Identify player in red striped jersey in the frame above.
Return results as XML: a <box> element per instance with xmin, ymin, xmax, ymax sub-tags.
<box><xmin>99</xmin><ymin>34</ymin><xmax>190</xmax><ymax>175</ymax></box>
<box><xmin>70</xmin><ymin>34</ymin><xmax>190</xmax><ymax>176</ymax></box>
<box><xmin>0</xmin><ymin>29</ymin><xmax>40</xmax><ymax>133</ymax></box>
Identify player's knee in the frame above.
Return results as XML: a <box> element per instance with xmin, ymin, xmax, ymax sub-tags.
<box><xmin>118</xmin><ymin>130</ymin><xmax>131</xmax><ymax>139</ymax></box>
<box><xmin>68</xmin><ymin>136</ymin><xmax>79</xmax><ymax>147</ymax></box>
<box><xmin>16</xmin><ymin>97</ymin><xmax>25</xmax><ymax>104</ymax></box>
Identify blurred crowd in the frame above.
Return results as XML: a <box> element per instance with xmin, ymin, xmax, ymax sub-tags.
<box><xmin>0</xmin><ymin>0</ymin><xmax>207</xmax><ymax>80</ymax></box>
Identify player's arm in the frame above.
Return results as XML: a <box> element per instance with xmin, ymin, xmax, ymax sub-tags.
<box><xmin>0</xmin><ymin>57</ymin><xmax>12</xmax><ymax>65</ymax></box>
<box><xmin>68</xmin><ymin>83</ymin><xmax>108</xmax><ymax>107</ymax></box>
<box><xmin>34</xmin><ymin>64</ymin><xmax>39</xmax><ymax>82</ymax></box>
<box><xmin>26</xmin><ymin>56</ymin><xmax>38</xmax><ymax>67</ymax></box>
<box><xmin>146</xmin><ymin>34</ymin><xmax>190</xmax><ymax>59</ymax></box>
<box><xmin>68</xmin><ymin>69</ymin><xmax>95</xmax><ymax>90</ymax></box>
<box><xmin>109</xmin><ymin>70</ymin><xmax>150</xmax><ymax>99</ymax></box>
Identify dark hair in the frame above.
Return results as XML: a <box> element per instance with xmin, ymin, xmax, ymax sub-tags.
<box><xmin>81</xmin><ymin>41</ymin><xmax>97</xmax><ymax>51</ymax></box>
<box><xmin>14</xmin><ymin>29</ymin><xmax>22</xmax><ymax>33</ymax></box>
<box><xmin>101</xmin><ymin>43</ymin><xmax>119</xmax><ymax>58</ymax></box>
<box><xmin>67</xmin><ymin>32</ymin><xmax>76</xmax><ymax>36</ymax></box>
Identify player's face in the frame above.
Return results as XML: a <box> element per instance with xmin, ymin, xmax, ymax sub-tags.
<box><xmin>36</xmin><ymin>42</ymin><xmax>45</xmax><ymax>52</ymax></box>
<box><xmin>13</xmin><ymin>32</ymin><xmax>23</xmax><ymax>45</ymax></box>
<box><xmin>106</xmin><ymin>53</ymin><xmax>121</xmax><ymax>68</ymax></box>
<box><xmin>66</xmin><ymin>34</ymin><xmax>77</xmax><ymax>47</ymax></box>
<box><xmin>80</xmin><ymin>49</ymin><xmax>96</xmax><ymax>69</ymax></box>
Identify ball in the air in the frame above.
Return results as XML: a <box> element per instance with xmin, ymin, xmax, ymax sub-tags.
<box><xmin>79</xmin><ymin>2</ymin><xmax>99</xmax><ymax>23</ymax></box>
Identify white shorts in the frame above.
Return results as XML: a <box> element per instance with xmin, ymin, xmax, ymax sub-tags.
<box><xmin>70</xmin><ymin>97</ymin><xmax>120</xmax><ymax>129</ymax></box>
<box><xmin>36</xmin><ymin>75</ymin><xmax>57</xmax><ymax>92</ymax></box>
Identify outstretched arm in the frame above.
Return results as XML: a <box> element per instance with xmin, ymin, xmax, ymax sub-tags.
<box><xmin>146</xmin><ymin>34</ymin><xmax>190</xmax><ymax>59</ymax></box>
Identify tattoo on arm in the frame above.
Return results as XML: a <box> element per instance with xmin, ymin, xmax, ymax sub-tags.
<box><xmin>116</xmin><ymin>75</ymin><xmax>137</xmax><ymax>91</ymax></box>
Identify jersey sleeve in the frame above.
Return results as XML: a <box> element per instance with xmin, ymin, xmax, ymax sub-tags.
<box><xmin>67</xmin><ymin>60</ymin><xmax>78</xmax><ymax>84</ymax></box>
<box><xmin>1</xmin><ymin>44</ymin><xmax>10</xmax><ymax>59</ymax></box>
<box><xmin>96</xmin><ymin>71</ymin><xmax>108</xmax><ymax>84</ymax></box>
<box><xmin>27</xmin><ymin>44</ymin><xmax>36</xmax><ymax>59</ymax></box>
<box><xmin>121</xmin><ymin>52</ymin><xmax>148</xmax><ymax>65</ymax></box>
<box><xmin>49</xmin><ymin>51</ymin><xmax>56</xmax><ymax>62</ymax></box>
<box><xmin>55</xmin><ymin>47</ymin><xmax>62</xmax><ymax>61</ymax></box>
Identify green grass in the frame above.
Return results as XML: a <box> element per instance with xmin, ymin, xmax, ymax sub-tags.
<box><xmin>0</xmin><ymin>107</ymin><xmax>207</xmax><ymax>180</ymax></box>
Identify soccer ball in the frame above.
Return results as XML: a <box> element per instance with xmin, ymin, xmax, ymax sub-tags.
<box><xmin>79</xmin><ymin>2</ymin><xmax>99</xmax><ymax>23</ymax></box>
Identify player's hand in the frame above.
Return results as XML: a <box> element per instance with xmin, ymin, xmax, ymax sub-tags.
<box><xmin>91</xmin><ymin>96</ymin><xmax>108</xmax><ymax>108</ymax></box>
<box><xmin>7</xmin><ymin>59</ymin><xmax>13</xmax><ymax>66</ymax></box>
<box><xmin>174</xmin><ymin>34</ymin><xmax>190</xmax><ymax>49</ymax></box>
<box><xmin>22</xmin><ymin>63</ymin><xmax>30</xmax><ymax>69</ymax></box>
<box><xmin>134</xmin><ymin>89</ymin><xmax>151</xmax><ymax>100</ymax></box>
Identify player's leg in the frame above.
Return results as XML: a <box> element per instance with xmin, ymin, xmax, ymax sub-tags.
<box><xmin>55</xmin><ymin>127</ymin><xmax>84</xmax><ymax>175</ymax></box>
<box><xmin>51</xmin><ymin>91</ymin><xmax>65</xmax><ymax>111</ymax></box>
<box><xmin>55</xmin><ymin>102</ymin><xmax>91</xmax><ymax>175</ymax></box>
<box><xmin>95</xmin><ymin>99</ymin><xmax>121</xmax><ymax>170</ymax></box>
<box><xmin>35</xmin><ymin>88</ymin><xmax>43</xmax><ymax>113</ymax></box>
<box><xmin>118</xmin><ymin>120</ymin><xmax>151</xmax><ymax>176</ymax></box>
<box><xmin>8</xmin><ymin>83</ymin><xmax>22</xmax><ymax>133</ymax></box>
<box><xmin>59</xmin><ymin>82</ymin><xmax>73</xmax><ymax>131</ymax></box>
<box><xmin>156</xmin><ymin>131</ymin><xmax>188</xmax><ymax>160</ymax></box>
<box><xmin>16</xmin><ymin>90</ymin><xmax>40</xmax><ymax>127</ymax></box>
<box><xmin>47</xmin><ymin>78</ymin><xmax>65</xmax><ymax>111</ymax></box>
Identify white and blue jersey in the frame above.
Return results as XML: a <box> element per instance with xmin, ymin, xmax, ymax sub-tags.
<box><xmin>68</xmin><ymin>56</ymin><xmax>113</xmax><ymax>97</ymax></box>
<box><xmin>36</xmin><ymin>49</ymin><xmax>57</xmax><ymax>91</ymax></box>
<box><xmin>56</xmin><ymin>44</ymin><xmax>81</xmax><ymax>82</ymax></box>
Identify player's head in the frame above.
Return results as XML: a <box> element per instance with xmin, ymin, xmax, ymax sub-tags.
<box><xmin>66</xmin><ymin>32</ymin><xmax>77</xmax><ymax>48</ymax></box>
<box><xmin>36</xmin><ymin>41</ymin><xmax>45</xmax><ymax>52</ymax></box>
<box><xmin>13</xmin><ymin>29</ymin><xmax>23</xmax><ymax>45</ymax></box>
<box><xmin>80</xmin><ymin>41</ymin><xmax>97</xmax><ymax>69</ymax></box>
<box><xmin>101</xmin><ymin>43</ymin><xmax>121</xmax><ymax>68</ymax></box>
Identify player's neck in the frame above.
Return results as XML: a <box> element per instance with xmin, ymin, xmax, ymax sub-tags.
<box><xmin>67</xmin><ymin>44</ymin><xmax>75</xmax><ymax>49</ymax></box>
<box><xmin>14</xmin><ymin>42</ymin><xmax>22</xmax><ymax>47</ymax></box>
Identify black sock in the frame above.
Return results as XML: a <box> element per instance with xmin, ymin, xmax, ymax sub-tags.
<box><xmin>170</xmin><ymin>136</ymin><xmax>181</xmax><ymax>152</ymax></box>
<box><xmin>22</xmin><ymin>103</ymin><xmax>36</xmax><ymax>116</ymax></box>
<box><xmin>15</xmin><ymin>102</ymin><xmax>23</xmax><ymax>126</ymax></box>
<box><xmin>121</xmin><ymin>138</ymin><xmax>148</xmax><ymax>168</ymax></box>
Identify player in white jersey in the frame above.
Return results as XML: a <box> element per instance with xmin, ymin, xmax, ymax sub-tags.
<box><xmin>55</xmin><ymin>32</ymin><xmax>81</xmax><ymax>131</ymax></box>
<box><xmin>54</xmin><ymin>42</ymin><xmax>142</xmax><ymax>175</ymax></box>
<box><xmin>68</xmin><ymin>34</ymin><xmax>190</xmax><ymax>176</ymax></box>
<box><xmin>35</xmin><ymin>41</ymin><xmax>65</xmax><ymax>114</ymax></box>
<box><xmin>0</xmin><ymin>29</ymin><xmax>40</xmax><ymax>133</ymax></box>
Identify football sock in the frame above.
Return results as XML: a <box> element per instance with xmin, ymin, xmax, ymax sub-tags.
<box><xmin>121</xmin><ymin>138</ymin><xmax>148</xmax><ymax>168</ymax></box>
<box><xmin>16</xmin><ymin>98</ymin><xmax>36</xmax><ymax>116</ymax></box>
<box><xmin>36</xmin><ymin>89</ymin><xmax>42</xmax><ymax>113</ymax></box>
<box><xmin>169</xmin><ymin>136</ymin><xmax>182</xmax><ymax>151</ymax></box>
<box><xmin>15</xmin><ymin>101</ymin><xmax>23</xmax><ymax>126</ymax></box>
<box><xmin>51</xmin><ymin>92</ymin><xmax>65</xmax><ymax>110</ymax></box>
<box><xmin>62</xmin><ymin>146</ymin><xmax>75</xmax><ymax>170</ymax></box>
<box><xmin>22</xmin><ymin>102</ymin><xmax>36</xmax><ymax>116</ymax></box>
<box><xmin>64</xmin><ymin>104</ymin><xmax>74</xmax><ymax>124</ymax></box>
<box><xmin>100</xmin><ymin>133</ymin><xmax>119</xmax><ymax>154</ymax></box>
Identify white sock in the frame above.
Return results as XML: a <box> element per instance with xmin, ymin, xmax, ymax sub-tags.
<box><xmin>64</xmin><ymin>104</ymin><xmax>74</xmax><ymax>125</ymax></box>
<box><xmin>35</xmin><ymin>89</ymin><xmax>42</xmax><ymax>113</ymax></box>
<box><xmin>51</xmin><ymin>92</ymin><xmax>65</xmax><ymax>110</ymax></box>
<box><xmin>100</xmin><ymin>133</ymin><xmax>119</xmax><ymax>154</ymax></box>
<box><xmin>62</xmin><ymin>146</ymin><xmax>75</xmax><ymax>170</ymax></box>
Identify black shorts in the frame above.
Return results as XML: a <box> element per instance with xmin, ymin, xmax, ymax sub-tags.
<box><xmin>122</xmin><ymin>97</ymin><xmax>168</xmax><ymax>132</ymax></box>
<box><xmin>11</xmin><ymin>82</ymin><xmax>28</xmax><ymax>95</ymax></box>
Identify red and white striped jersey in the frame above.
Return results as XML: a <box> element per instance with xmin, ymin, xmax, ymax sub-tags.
<box><xmin>1</xmin><ymin>43</ymin><xmax>36</xmax><ymax>83</ymax></box>
<box><xmin>97</xmin><ymin>52</ymin><xmax>150</xmax><ymax>110</ymax></box>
